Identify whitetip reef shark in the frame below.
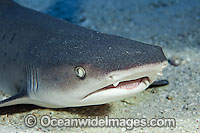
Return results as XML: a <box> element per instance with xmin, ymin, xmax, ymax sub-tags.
<box><xmin>0</xmin><ymin>0</ymin><xmax>168</xmax><ymax>108</ymax></box>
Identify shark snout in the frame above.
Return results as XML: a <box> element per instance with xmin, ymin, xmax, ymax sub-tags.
<box><xmin>90</xmin><ymin>37</ymin><xmax>167</xmax><ymax>73</ymax></box>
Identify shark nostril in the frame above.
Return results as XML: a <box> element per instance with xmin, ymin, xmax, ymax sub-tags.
<box><xmin>109</xmin><ymin>76</ymin><xmax>113</xmax><ymax>80</ymax></box>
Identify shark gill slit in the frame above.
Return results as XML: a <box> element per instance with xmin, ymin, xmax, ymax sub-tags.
<box><xmin>25</xmin><ymin>65</ymin><xmax>30</xmax><ymax>94</ymax></box>
<box><xmin>33</xmin><ymin>68</ymin><xmax>39</xmax><ymax>93</ymax></box>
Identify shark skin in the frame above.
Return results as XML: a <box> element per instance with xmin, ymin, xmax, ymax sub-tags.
<box><xmin>0</xmin><ymin>0</ymin><xmax>168</xmax><ymax>108</ymax></box>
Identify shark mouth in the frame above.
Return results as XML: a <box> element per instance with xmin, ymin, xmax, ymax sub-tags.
<box><xmin>83</xmin><ymin>77</ymin><xmax>149</xmax><ymax>99</ymax></box>
<box><xmin>103</xmin><ymin>78</ymin><xmax>146</xmax><ymax>90</ymax></box>
<box><xmin>81</xmin><ymin>61</ymin><xmax>168</xmax><ymax>105</ymax></box>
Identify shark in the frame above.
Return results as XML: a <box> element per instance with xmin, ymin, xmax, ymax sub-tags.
<box><xmin>0</xmin><ymin>0</ymin><xmax>168</xmax><ymax>108</ymax></box>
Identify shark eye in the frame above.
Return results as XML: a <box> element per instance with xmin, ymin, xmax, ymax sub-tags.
<box><xmin>74</xmin><ymin>66</ymin><xmax>86</xmax><ymax>79</ymax></box>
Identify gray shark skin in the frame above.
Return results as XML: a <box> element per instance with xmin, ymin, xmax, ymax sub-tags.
<box><xmin>0</xmin><ymin>0</ymin><xmax>168</xmax><ymax>108</ymax></box>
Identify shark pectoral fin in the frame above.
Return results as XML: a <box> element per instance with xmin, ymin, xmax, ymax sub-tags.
<box><xmin>0</xmin><ymin>89</ymin><xmax>31</xmax><ymax>107</ymax></box>
<box><xmin>148</xmin><ymin>80</ymin><xmax>169</xmax><ymax>88</ymax></box>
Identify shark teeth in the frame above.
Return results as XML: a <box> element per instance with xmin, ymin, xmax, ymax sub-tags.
<box><xmin>113</xmin><ymin>81</ymin><xmax>120</xmax><ymax>87</ymax></box>
<box><xmin>157</xmin><ymin>72</ymin><xmax>163</xmax><ymax>76</ymax></box>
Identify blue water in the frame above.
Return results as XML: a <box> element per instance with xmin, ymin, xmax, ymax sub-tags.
<box><xmin>15</xmin><ymin>0</ymin><xmax>200</xmax><ymax>47</ymax></box>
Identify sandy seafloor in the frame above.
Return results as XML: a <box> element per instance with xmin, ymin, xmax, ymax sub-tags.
<box><xmin>0</xmin><ymin>0</ymin><xmax>200</xmax><ymax>132</ymax></box>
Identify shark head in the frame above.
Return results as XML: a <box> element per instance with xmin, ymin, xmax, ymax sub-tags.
<box><xmin>28</xmin><ymin>31</ymin><xmax>168</xmax><ymax>108</ymax></box>
<box><xmin>0</xmin><ymin>1</ymin><xmax>168</xmax><ymax>108</ymax></box>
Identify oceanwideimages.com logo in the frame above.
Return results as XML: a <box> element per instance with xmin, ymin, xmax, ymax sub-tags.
<box><xmin>24</xmin><ymin>114</ymin><xmax>176</xmax><ymax>130</ymax></box>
